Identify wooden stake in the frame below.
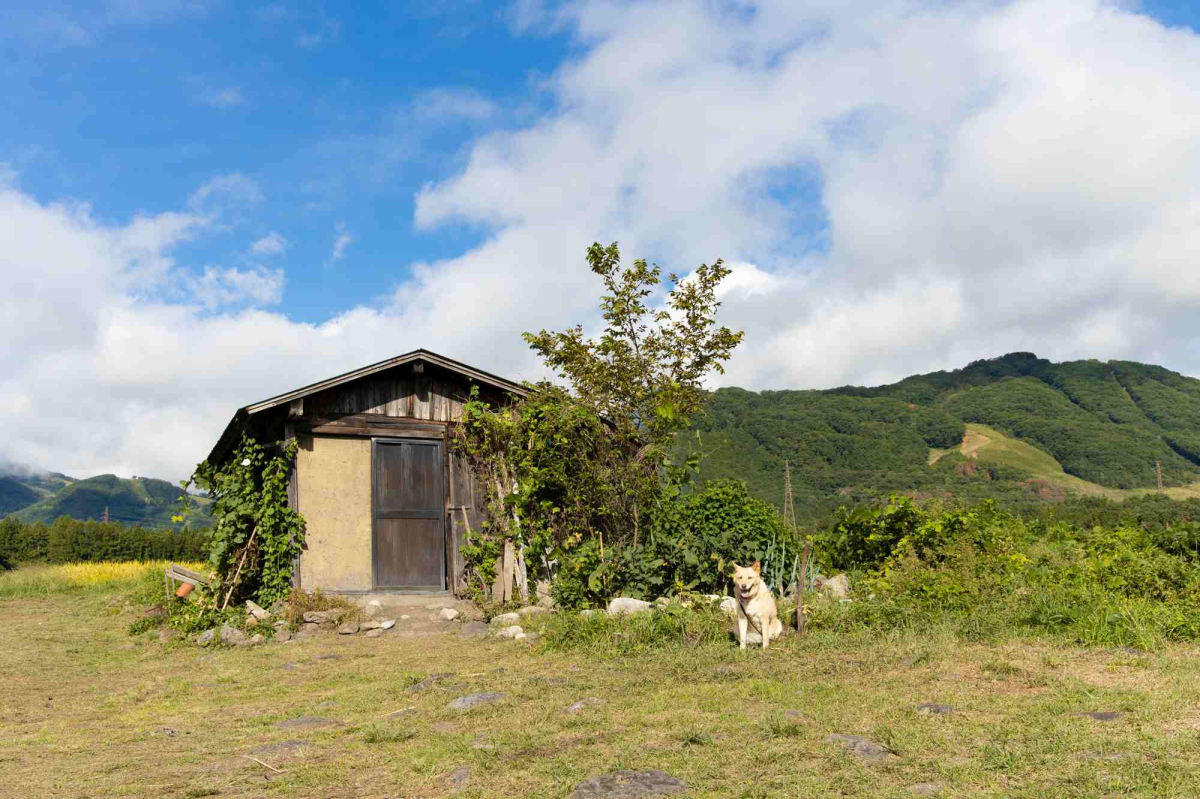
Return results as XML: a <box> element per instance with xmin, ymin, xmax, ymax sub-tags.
<box><xmin>240</xmin><ymin>755</ymin><xmax>286</xmax><ymax>773</ymax></box>
<box><xmin>795</xmin><ymin>538</ymin><xmax>811</xmax><ymax>635</ymax></box>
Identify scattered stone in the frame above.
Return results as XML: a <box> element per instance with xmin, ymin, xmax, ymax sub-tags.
<box><xmin>607</xmin><ymin>597</ymin><xmax>652</xmax><ymax>616</ymax></box>
<box><xmin>446</xmin><ymin>766</ymin><xmax>471</xmax><ymax>793</ymax></box>
<box><xmin>299</xmin><ymin>622</ymin><xmax>320</xmax><ymax>635</ymax></box>
<box><xmin>517</xmin><ymin>605</ymin><xmax>550</xmax><ymax>618</ymax></box>
<box><xmin>360</xmin><ymin>619</ymin><xmax>382</xmax><ymax>631</ymax></box>
<box><xmin>400</xmin><ymin>614</ymin><xmax>411</xmax><ymax>620</ymax></box>
<box><xmin>196</xmin><ymin>629</ymin><xmax>216</xmax><ymax>646</ymax></box>
<box><xmin>571</xmin><ymin>770</ymin><xmax>687</xmax><ymax>798</ymax></box>
<box><xmin>219</xmin><ymin>624</ymin><xmax>249</xmax><ymax>646</ymax></box>
<box><xmin>522</xmin><ymin>632</ymin><xmax>540</xmax><ymax>643</ymax></box>
<box><xmin>718</xmin><ymin>596</ymin><xmax>737</xmax><ymax>616</ymax></box>
<box><xmin>916</xmin><ymin>703</ymin><xmax>954</xmax><ymax>716</ymax></box>
<box><xmin>459</xmin><ymin>621</ymin><xmax>489</xmax><ymax>640</ymax></box>
<box><xmin>784</xmin><ymin>710</ymin><xmax>806</xmax><ymax>721</ymax></box>
<box><xmin>302</xmin><ymin>610</ymin><xmax>342</xmax><ymax>624</ymax></box>
<box><xmin>816</xmin><ymin>573</ymin><xmax>850</xmax><ymax>600</ymax></box>
<box><xmin>244</xmin><ymin>740</ymin><xmax>307</xmax><ymax>760</ymax></box>
<box><xmin>249</xmin><ymin>634</ymin><xmax>265</xmax><ymax>645</ymax></box>
<box><xmin>365</xmin><ymin>629</ymin><xmax>384</xmax><ymax>638</ymax></box>
<box><xmin>565</xmin><ymin>697</ymin><xmax>604</xmax><ymax>715</ymax></box>
<box><xmin>579</xmin><ymin>609</ymin><xmax>596</xmax><ymax>619</ymax></box>
<box><xmin>406</xmin><ymin>674</ymin><xmax>450</xmax><ymax>693</ymax></box>
<box><xmin>825</xmin><ymin>734</ymin><xmax>899</xmax><ymax>761</ymax></box>
<box><xmin>337</xmin><ymin>622</ymin><xmax>360</xmax><ymax>635</ymax></box>
<box><xmin>157</xmin><ymin>628</ymin><xmax>177</xmax><ymax>644</ymax></box>
<box><xmin>381</xmin><ymin>619</ymin><xmax>396</xmax><ymax>629</ymax></box>
<box><xmin>491</xmin><ymin>612</ymin><xmax>521</xmax><ymax>626</ymax></box>
<box><xmin>439</xmin><ymin>608</ymin><xmax>461</xmax><ymax>622</ymax></box>
<box><xmin>447</xmin><ymin>692</ymin><xmax>506</xmax><ymax>710</ymax></box>
<box><xmin>246</xmin><ymin>600</ymin><xmax>271</xmax><ymax>621</ymax></box>
<box><xmin>143</xmin><ymin>603</ymin><xmax>168</xmax><ymax>619</ymax></box>
<box><xmin>276</xmin><ymin>629</ymin><xmax>293</xmax><ymax>643</ymax></box>
<box><xmin>1078</xmin><ymin>711</ymin><xmax>1125</xmax><ymax>722</ymax></box>
<box><xmin>277</xmin><ymin>716</ymin><xmax>340</xmax><ymax>730</ymax></box>
<box><xmin>908</xmin><ymin>783</ymin><xmax>944</xmax><ymax>796</ymax></box>
<box><xmin>497</xmin><ymin>625</ymin><xmax>524</xmax><ymax>639</ymax></box>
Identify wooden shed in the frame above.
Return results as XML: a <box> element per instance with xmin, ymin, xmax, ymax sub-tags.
<box><xmin>206</xmin><ymin>349</ymin><xmax>527</xmax><ymax>595</ymax></box>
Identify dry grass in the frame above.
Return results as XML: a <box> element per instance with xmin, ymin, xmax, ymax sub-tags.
<box><xmin>0</xmin><ymin>560</ymin><xmax>202</xmax><ymax>599</ymax></box>
<box><xmin>3</xmin><ymin>587</ymin><xmax>1200</xmax><ymax>797</ymax></box>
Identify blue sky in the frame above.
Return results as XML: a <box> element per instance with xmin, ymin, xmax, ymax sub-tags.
<box><xmin>4</xmin><ymin>1</ymin><xmax>577</xmax><ymax>321</ymax></box>
<box><xmin>6</xmin><ymin>0</ymin><xmax>1200</xmax><ymax>479</ymax></box>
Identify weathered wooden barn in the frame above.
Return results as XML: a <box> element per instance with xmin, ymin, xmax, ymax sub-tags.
<box><xmin>207</xmin><ymin>350</ymin><xmax>526</xmax><ymax>595</ymax></box>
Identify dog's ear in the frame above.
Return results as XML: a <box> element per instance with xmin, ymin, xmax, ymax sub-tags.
<box><xmin>752</xmin><ymin>560</ymin><xmax>761</xmax><ymax>575</ymax></box>
<box><xmin>730</xmin><ymin>561</ymin><xmax>740</xmax><ymax>572</ymax></box>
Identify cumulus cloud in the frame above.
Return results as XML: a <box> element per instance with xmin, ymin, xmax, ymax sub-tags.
<box><xmin>199</xmin><ymin>86</ymin><xmax>244</xmax><ymax>109</ymax></box>
<box><xmin>250</xmin><ymin>231</ymin><xmax>287</xmax><ymax>256</ymax></box>
<box><xmin>412</xmin><ymin>87</ymin><xmax>499</xmax><ymax>123</ymax></box>
<box><xmin>328</xmin><ymin>224</ymin><xmax>353</xmax><ymax>264</ymax></box>
<box><xmin>6</xmin><ymin>0</ymin><xmax>1200</xmax><ymax>483</ymax></box>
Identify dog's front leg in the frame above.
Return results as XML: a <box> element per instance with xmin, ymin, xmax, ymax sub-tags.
<box><xmin>737</xmin><ymin>612</ymin><xmax>748</xmax><ymax>651</ymax></box>
<box><xmin>759</xmin><ymin>615</ymin><xmax>770</xmax><ymax>650</ymax></box>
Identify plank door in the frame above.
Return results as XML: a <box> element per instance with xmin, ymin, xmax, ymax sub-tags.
<box><xmin>372</xmin><ymin>439</ymin><xmax>446</xmax><ymax>591</ymax></box>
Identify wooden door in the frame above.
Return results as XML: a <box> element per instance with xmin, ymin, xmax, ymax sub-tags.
<box><xmin>372</xmin><ymin>439</ymin><xmax>446</xmax><ymax>591</ymax></box>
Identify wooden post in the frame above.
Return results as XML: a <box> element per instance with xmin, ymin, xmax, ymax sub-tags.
<box><xmin>795</xmin><ymin>538</ymin><xmax>810</xmax><ymax>635</ymax></box>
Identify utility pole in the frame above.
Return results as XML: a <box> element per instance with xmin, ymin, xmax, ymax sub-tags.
<box><xmin>1156</xmin><ymin>460</ymin><xmax>1164</xmax><ymax>493</ymax></box>
<box><xmin>782</xmin><ymin>461</ymin><xmax>796</xmax><ymax>534</ymax></box>
<box><xmin>783</xmin><ymin>461</ymin><xmax>810</xmax><ymax>634</ymax></box>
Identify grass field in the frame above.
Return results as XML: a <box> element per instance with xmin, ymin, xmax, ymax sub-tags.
<box><xmin>930</xmin><ymin>424</ymin><xmax>1200</xmax><ymax>501</ymax></box>
<box><xmin>4</xmin><ymin>566</ymin><xmax>1200</xmax><ymax>797</ymax></box>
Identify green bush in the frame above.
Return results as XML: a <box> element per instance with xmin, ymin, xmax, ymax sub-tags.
<box><xmin>551</xmin><ymin>480</ymin><xmax>795</xmax><ymax>609</ymax></box>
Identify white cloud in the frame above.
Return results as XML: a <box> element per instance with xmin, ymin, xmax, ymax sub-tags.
<box><xmin>187</xmin><ymin>172</ymin><xmax>264</xmax><ymax>220</ymax></box>
<box><xmin>298</xmin><ymin>16</ymin><xmax>341</xmax><ymax>48</ymax></box>
<box><xmin>184</xmin><ymin>266</ymin><xmax>285</xmax><ymax>309</ymax></box>
<box><xmin>412</xmin><ymin>87</ymin><xmax>499</xmax><ymax>123</ymax></box>
<box><xmin>328</xmin><ymin>224</ymin><xmax>353</xmax><ymax>264</ymax></box>
<box><xmin>199</xmin><ymin>86</ymin><xmax>244</xmax><ymax>109</ymax></box>
<box><xmin>250</xmin><ymin>231</ymin><xmax>288</xmax><ymax>256</ymax></box>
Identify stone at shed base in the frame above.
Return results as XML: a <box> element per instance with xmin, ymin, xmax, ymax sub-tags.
<box><xmin>439</xmin><ymin>608</ymin><xmax>461</xmax><ymax>622</ymax></box>
<box><xmin>607</xmin><ymin>598</ymin><xmax>652</xmax><ymax>616</ymax></box>
<box><xmin>571</xmin><ymin>770</ymin><xmax>687</xmax><ymax>798</ymax></box>
<box><xmin>491</xmin><ymin>612</ymin><xmax>520</xmax><ymax>626</ymax></box>
<box><xmin>219</xmin><ymin>624</ymin><xmax>248</xmax><ymax>646</ymax></box>
<box><xmin>380</xmin><ymin>619</ymin><xmax>396</xmax><ymax>629</ymax></box>
<box><xmin>196</xmin><ymin>629</ymin><xmax>216</xmax><ymax>646</ymax></box>
<box><xmin>365</xmin><ymin>629</ymin><xmax>384</xmax><ymax>638</ymax></box>
<box><xmin>337</xmin><ymin>622</ymin><xmax>360</xmax><ymax>635</ymax></box>
<box><xmin>496</xmin><ymin>625</ymin><xmax>524</xmax><ymax>639</ymax></box>
<box><xmin>360</xmin><ymin>619</ymin><xmax>382</xmax><ymax>631</ymax></box>
<box><xmin>518</xmin><ymin>605</ymin><xmax>550</xmax><ymax>618</ymax></box>
<box><xmin>276</xmin><ymin>629</ymin><xmax>293</xmax><ymax>643</ymax></box>
<box><xmin>245</xmin><ymin>600</ymin><xmax>271</xmax><ymax>621</ymax></box>
<box><xmin>249</xmin><ymin>633</ymin><xmax>264</xmax><ymax>645</ymax></box>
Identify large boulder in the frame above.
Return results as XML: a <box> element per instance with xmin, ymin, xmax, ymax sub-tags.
<box><xmin>607</xmin><ymin>598</ymin><xmax>652</xmax><ymax>616</ymax></box>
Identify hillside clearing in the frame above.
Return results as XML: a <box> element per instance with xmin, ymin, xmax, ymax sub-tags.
<box><xmin>4</xmin><ymin>577</ymin><xmax>1200</xmax><ymax>796</ymax></box>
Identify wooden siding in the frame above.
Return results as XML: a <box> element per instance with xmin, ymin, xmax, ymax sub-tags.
<box><xmin>310</xmin><ymin>365</ymin><xmax>473</xmax><ymax>422</ymax></box>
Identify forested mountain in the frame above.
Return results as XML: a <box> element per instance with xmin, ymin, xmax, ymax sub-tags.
<box><xmin>6</xmin><ymin>474</ymin><xmax>211</xmax><ymax>529</ymax></box>
<box><xmin>691</xmin><ymin>353</ymin><xmax>1200</xmax><ymax>523</ymax></box>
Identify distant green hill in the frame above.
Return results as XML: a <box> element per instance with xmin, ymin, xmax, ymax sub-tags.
<box><xmin>0</xmin><ymin>477</ymin><xmax>41</xmax><ymax>516</ymax></box>
<box><xmin>691</xmin><ymin>353</ymin><xmax>1200</xmax><ymax>523</ymax></box>
<box><xmin>12</xmin><ymin>474</ymin><xmax>212</xmax><ymax>530</ymax></box>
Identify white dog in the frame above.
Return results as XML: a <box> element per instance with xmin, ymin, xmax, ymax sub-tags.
<box><xmin>732</xmin><ymin>561</ymin><xmax>783</xmax><ymax>650</ymax></box>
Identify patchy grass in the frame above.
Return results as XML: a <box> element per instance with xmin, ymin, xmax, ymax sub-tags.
<box><xmin>282</xmin><ymin>588</ymin><xmax>364</xmax><ymax>627</ymax></box>
<box><xmin>4</xmin><ymin>586</ymin><xmax>1200</xmax><ymax>797</ymax></box>
<box><xmin>0</xmin><ymin>560</ymin><xmax>201</xmax><ymax>600</ymax></box>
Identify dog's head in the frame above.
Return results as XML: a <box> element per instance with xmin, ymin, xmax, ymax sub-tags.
<box><xmin>731</xmin><ymin>561</ymin><xmax>762</xmax><ymax>600</ymax></box>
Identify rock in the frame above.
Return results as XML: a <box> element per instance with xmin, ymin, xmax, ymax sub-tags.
<box><xmin>784</xmin><ymin>710</ymin><xmax>806</xmax><ymax>721</ymax></box>
<box><xmin>497</xmin><ymin>625</ymin><xmax>524</xmax><ymax>639</ymax></box>
<box><xmin>447</xmin><ymin>692</ymin><xmax>506</xmax><ymax>710</ymax></box>
<box><xmin>446</xmin><ymin>766</ymin><xmax>471</xmax><ymax>793</ymax></box>
<box><xmin>276</xmin><ymin>716</ymin><xmax>340</xmax><ymax>730</ymax></box>
<box><xmin>246</xmin><ymin>600</ymin><xmax>271</xmax><ymax>621</ymax></box>
<box><xmin>219</xmin><ymin>624</ymin><xmax>249</xmax><ymax>646</ymax></box>
<box><xmin>244</xmin><ymin>740</ymin><xmax>307</xmax><ymax>760</ymax></box>
<box><xmin>518</xmin><ymin>605</ymin><xmax>550</xmax><ymax>617</ymax></box>
<box><xmin>142</xmin><ymin>603</ymin><xmax>168</xmax><ymax>619</ymax></box>
<box><xmin>245</xmin><ymin>617</ymin><xmax>259</xmax><ymax>628</ymax></box>
<box><xmin>1078</xmin><ymin>711</ymin><xmax>1124</xmax><ymax>722</ymax></box>
<box><xmin>491</xmin><ymin>612</ymin><xmax>521</xmax><ymax>626</ymax></box>
<box><xmin>273</xmin><ymin>619</ymin><xmax>289</xmax><ymax>628</ymax></box>
<box><xmin>302</xmin><ymin>610</ymin><xmax>342</xmax><ymax>624</ymax></box>
<box><xmin>514</xmin><ymin>632</ymin><xmax>528</xmax><ymax>641</ymax></box>
<box><xmin>579</xmin><ymin>610</ymin><xmax>596</xmax><ymax>619</ymax></box>
<box><xmin>380</xmin><ymin>619</ymin><xmax>396</xmax><ymax>629</ymax></box>
<box><xmin>523</xmin><ymin>632</ymin><xmax>540</xmax><ymax>643</ymax></box>
<box><xmin>565</xmin><ymin>697</ymin><xmax>603</xmax><ymax>715</ymax></box>
<box><xmin>908</xmin><ymin>783</ymin><xmax>944</xmax><ymax>796</ymax></box>
<box><xmin>439</xmin><ymin>608</ymin><xmax>461</xmax><ymax>622</ymax></box>
<box><xmin>249</xmin><ymin>634</ymin><xmax>265</xmax><ymax>645</ymax></box>
<box><xmin>825</xmin><ymin>734</ymin><xmax>898</xmax><ymax>761</ymax></box>
<box><xmin>157</xmin><ymin>628</ymin><xmax>177</xmax><ymax>644</ymax></box>
<box><xmin>816</xmin><ymin>573</ymin><xmax>850</xmax><ymax>600</ymax></box>
<box><xmin>365</xmin><ymin>599</ymin><xmax>383</xmax><ymax>617</ymax></box>
<box><xmin>718</xmin><ymin>596</ymin><xmax>738</xmax><ymax>616</ymax></box>
<box><xmin>459</xmin><ymin>621</ymin><xmax>489</xmax><ymax>640</ymax></box>
<box><xmin>406</xmin><ymin>674</ymin><xmax>450</xmax><ymax>693</ymax></box>
<box><xmin>365</xmin><ymin>629</ymin><xmax>383</xmax><ymax>638</ymax></box>
<box><xmin>337</xmin><ymin>622</ymin><xmax>360</xmax><ymax>635</ymax></box>
<box><xmin>607</xmin><ymin>597</ymin><xmax>652</xmax><ymax>616</ymax></box>
<box><xmin>299</xmin><ymin>622</ymin><xmax>320</xmax><ymax>635</ymax></box>
<box><xmin>571</xmin><ymin>770</ymin><xmax>687</xmax><ymax>798</ymax></box>
<box><xmin>916</xmin><ymin>703</ymin><xmax>954</xmax><ymax>716</ymax></box>
<box><xmin>536</xmin><ymin>580</ymin><xmax>556</xmax><ymax>608</ymax></box>
<box><xmin>360</xmin><ymin>619</ymin><xmax>382</xmax><ymax>631</ymax></box>
<box><xmin>400</xmin><ymin>614</ymin><xmax>411</xmax><ymax>620</ymax></box>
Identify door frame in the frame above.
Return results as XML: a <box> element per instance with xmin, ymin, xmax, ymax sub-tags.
<box><xmin>370</xmin><ymin>436</ymin><xmax>448</xmax><ymax>592</ymax></box>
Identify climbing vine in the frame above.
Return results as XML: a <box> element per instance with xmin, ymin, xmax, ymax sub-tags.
<box><xmin>179</xmin><ymin>435</ymin><xmax>305</xmax><ymax>610</ymax></box>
